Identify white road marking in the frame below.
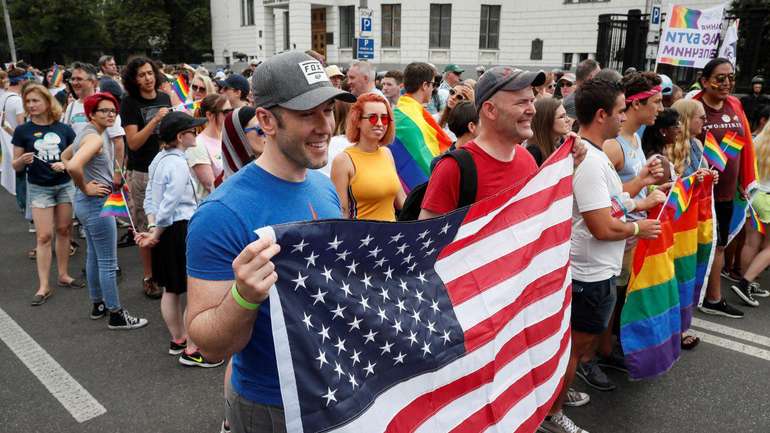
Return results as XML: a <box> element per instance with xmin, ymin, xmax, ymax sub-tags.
<box><xmin>0</xmin><ymin>307</ymin><xmax>106</xmax><ymax>423</ymax></box>
<box><xmin>691</xmin><ymin>317</ymin><xmax>770</xmax><ymax>349</ymax></box>
<box><xmin>689</xmin><ymin>329</ymin><xmax>770</xmax><ymax>362</ymax></box>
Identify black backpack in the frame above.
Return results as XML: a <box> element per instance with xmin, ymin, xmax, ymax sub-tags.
<box><xmin>398</xmin><ymin>148</ymin><xmax>477</xmax><ymax>221</ymax></box>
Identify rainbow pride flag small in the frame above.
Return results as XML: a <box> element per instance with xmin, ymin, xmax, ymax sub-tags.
<box><xmin>666</xmin><ymin>175</ymin><xmax>695</xmax><ymax>220</ymax></box>
<box><xmin>750</xmin><ymin>204</ymin><xmax>766</xmax><ymax>235</ymax></box>
<box><xmin>174</xmin><ymin>100</ymin><xmax>201</xmax><ymax>112</ymax></box>
<box><xmin>50</xmin><ymin>64</ymin><xmax>63</xmax><ymax>87</ymax></box>
<box><xmin>669</xmin><ymin>5</ymin><xmax>701</xmax><ymax>29</ymax></box>
<box><xmin>702</xmin><ymin>131</ymin><xmax>727</xmax><ymax>171</ymax></box>
<box><xmin>171</xmin><ymin>75</ymin><xmax>190</xmax><ymax>102</ymax></box>
<box><xmin>721</xmin><ymin>131</ymin><xmax>744</xmax><ymax>160</ymax></box>
<box><xmin>100</xmin><ymin>190</ymin><xmax>130</xmax><ymax>218</ymax></box>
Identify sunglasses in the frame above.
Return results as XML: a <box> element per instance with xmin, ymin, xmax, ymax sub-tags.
<box><xmin>712</xmin><ymin>74</ymin><xmax>736</xmax><ymax>84</ymax></box>
<box><xmin>560</xmin><ymin>82</ymin><xmax>574</xmax><ymax>88</ymax></box>
<box><xmin>94</xmin><ymin>108</ymin><xmax>117</xmax><ymax>115</ymax></box>
<box><xmin>244</xmin><ymin>126</ymin><xmax>265</xmax><ymax>136</ymax></box>
<box><xmin>363</xmin><ymin>113</ymin><xmax>391</xmax><ymax>126</ymax></box>
<box><xmin>191</xmin><ymin>84</ymin><xmax>206</xmax><ymax>92</ymax></box>
<box><xmin>449</xmin><ymin>89</ymin><xmax>466</xmax><ymax>100</ymax></box>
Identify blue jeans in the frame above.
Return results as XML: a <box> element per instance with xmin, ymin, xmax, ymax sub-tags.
<box><xmin>73</xmin><ymin>191</ymin><xmax>121</xmax><ymax>311</ymax></box>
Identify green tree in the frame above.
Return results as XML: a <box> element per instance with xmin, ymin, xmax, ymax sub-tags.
<box><xmin>730</xmin><ymin>0</ymin><xmax>769</xmax><ymax>84</ymax></box>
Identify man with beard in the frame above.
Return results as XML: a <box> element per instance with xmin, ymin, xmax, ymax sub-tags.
<box><xmin>185</xmin><ymin>51</ymin><xmax>355</xmax><ymax>433</ymax></box>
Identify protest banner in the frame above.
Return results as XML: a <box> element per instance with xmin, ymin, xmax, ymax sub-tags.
<box><xmin>655</xmin><ymin>4</ymin><xmax>725</xmax><ymax>69</ymax></box>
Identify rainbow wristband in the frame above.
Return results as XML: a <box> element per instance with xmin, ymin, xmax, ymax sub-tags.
<box><xmin>231</xmin><ymin>282</ymin><xmax>260</xmax><ymax>311</ymax></box>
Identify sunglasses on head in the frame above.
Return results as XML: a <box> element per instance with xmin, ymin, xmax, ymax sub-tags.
<box><xmin>363</xmin><ymin>113</ymin><xmax>391</xmax><ymax>126</ymax></box>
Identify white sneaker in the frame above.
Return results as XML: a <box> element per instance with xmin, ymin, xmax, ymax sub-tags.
<box><xmin>539</xmin><ymin>411</ymin><xmax>590</xmax><ymax>433</ymax></box>
<box><xmin>563</xmin><ymin>388</ymin><xmax>590</xmax><ymax>407</ymax></box>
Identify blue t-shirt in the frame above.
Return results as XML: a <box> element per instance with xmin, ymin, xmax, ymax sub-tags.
<box><xmin>12</xmin><ymin>121</ymin><xmax>76</xmax><ymax>186</ymax></box>
<box><xmin>187</xmin><ymin>162</ymin><xmax>341</xmax><ymax>405</ymax></box>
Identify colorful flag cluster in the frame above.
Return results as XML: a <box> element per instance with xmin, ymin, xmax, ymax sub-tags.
<box><xmin>702</xmin><ymin>131</ymin><xmax>727</xmax><ymax>171</ymax></box>
<box><xmin>171</xmin><ymin>75</ymin><xmax>190</xmax><ymax>102</ymax></box>
<box><xmin>390</xmin><ymin>95</ymin><xmax>452</xmax><ymax>192</ymax></box>
<box><xmin>263</xmin><ymin>143</ymin><xmax>576</xmax><ymax>433</ymax></box>
<box><xmin>621</xmin><ymin>175</ymin><xmax>715</xmax><ymax>380</ymax></box>
<box><xmin>665</xmin><ymin>175</ymin><xmax>695</xmax><ymax>220</ymax></box>
<box><xmin>100</xmin><ymin>190</ymin><xmax>130</xmax><ymax>218</ymax></box>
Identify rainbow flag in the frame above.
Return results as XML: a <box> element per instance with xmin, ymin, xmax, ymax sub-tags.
<box><xmin>100</xmin><ymin>190</ymin><xmax>130</xmax><ymax>218</ymax></box>
<box><xmin>702</xmin><ymin>131</ymin><xmax>727</xmax><ymax>171</ymax></box>
<box><xmin>721</xmin><ymin>131</ymin><xmax>744</xmax><ymax>160</ymax></box>
<box><xmin>171</xmin><ymin>75</ymin><xmax>190</xmax><ymax>102</ymax></box>
<box><xmin>669</xmin><ymin>5</ymin><xmax>702</xmax><ymax>29</ymax></box>
<box><xmin>389</xmin><ymin>95</ymin><xmax>452</xmax><ymax>192</ymax></box>
<box><xmin>174</xmin><ymin>100</ymin><xmax>201</xmax><ymax>112</ymax></box>
<box><xmin>665</xmin><ymin>175</ymin><xmax>695</xmax><ymax>220</ymax></box>
<box><xmin>621</xmin><ymin>175</ymin><xmax>715</xmax><ymax>380</ymax></box>
<box><xmin>51</xmin><ymin>64</ymin><xmax>63</xmax><ymax>87</ymax></box>
<box><xmin>750</xmin><ymin>203</ymin><xmax>766</xmax><ymax>235</ymax></box>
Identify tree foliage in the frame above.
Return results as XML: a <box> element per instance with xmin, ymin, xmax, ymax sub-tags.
<box><xmin>0</xmin><ymin>0</ymin><xmax>211</xmax><ymax>66</ymax></box>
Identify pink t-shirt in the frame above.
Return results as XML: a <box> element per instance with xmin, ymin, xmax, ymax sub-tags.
<box><xmin>195</xmin><ymin>133</ymin><xmax>224</xmax><ymax>179</ymax></box>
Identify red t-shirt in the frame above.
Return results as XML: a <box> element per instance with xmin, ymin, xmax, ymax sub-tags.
<box><xmin>698</xmin><ymin>101</ymin><xmax>745</xmax><ymax>202</ymax></box>
<box><xmin>421</xmin><ymin>141</ymin><xmax>538</xmax><ymax>215</ymax></box>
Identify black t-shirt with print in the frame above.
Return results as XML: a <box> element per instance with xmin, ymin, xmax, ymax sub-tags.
<box><xmin>12</xmin><ymin>121</ymin><xmax>75</xmax><ymax>186</ymax></box>
<box><xmin>121</xmin><ymin>92</ymin><xmax>171</xmax><ymax>172</ymax></box>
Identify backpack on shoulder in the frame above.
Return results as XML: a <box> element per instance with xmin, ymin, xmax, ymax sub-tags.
<box><xmin>397</xmin><ymin>148</ymin><xmax>477</xmax><ymax>221</ymax></box>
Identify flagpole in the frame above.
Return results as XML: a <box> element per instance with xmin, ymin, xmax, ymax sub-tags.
<box><xmin>654</xmin><ymin>185</ymin><xmax>675</xmax><ymax>221</ymax></box>
<box><xmin>119</xmin><ymin>189</ymin><xmax>137</xmax><ymax>234</ymax></box>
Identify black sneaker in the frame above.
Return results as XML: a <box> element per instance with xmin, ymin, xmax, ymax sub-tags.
<box><xmin>576</xmin><ymin>360</ymin><xmax>616</xmax><ymax>391</ymax></box>
<box><xmin>169</xmin><ymin>339</ymin><xmax>187</xmax><ymax>356</ymax></box>
<box><xmin>720</xmin><ymin>269</ymin><xmax>740</xmax><ymax>282</ymax></box>
<box><xmin>179</xmin><ymin>351</ymin><xmax>224</xmax><ymax>368</ymax></box>
<box><xmin>108</xmin><ymin>309</ymin><xmax>149</xmax><ymax>330</ymax></box>
<box><xmin>597</xmin><ymin>350</ymin><xmax>628</xmax><ymax>374</ymax></box>
<box><xmin>698</xmin><ymin>298</ymin><xmax>744</xmax><ymax>318</ymax></box>
<box><xmin>731</xmin><ymin>284</ymin><xmax>760</xmax><ymax>307</ymax></box>
<box><xmin>749</xmin><ymin>282</ymin><xmax>770</xmax><ymax>298</ymax></box>
<box><xmin>90</xmin><ymin>302</ymin><xmax>106</xmax><ymax>320</ymax></box>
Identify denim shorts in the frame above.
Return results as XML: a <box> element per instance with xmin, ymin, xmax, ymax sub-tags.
<box><xmin>571</xmin><ymin>277</ymin><xmax>617</xmax><ymax>335</ymax></box>
<box><xmin>27</xmin><ymin>181</ymin><xmax>75</xmax><ymax>209</ymax></box>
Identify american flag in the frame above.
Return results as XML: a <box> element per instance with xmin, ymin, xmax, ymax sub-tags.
<box><xmin>257</xmin><ymin>140</ymin><xmax>575</xmax><ymax>433</ymax></box>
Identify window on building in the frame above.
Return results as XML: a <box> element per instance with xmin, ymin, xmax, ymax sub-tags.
<box><xmin>429</xmin><ymin>4</ymin><xmax>452</xmax><ymax>48</ymax></box>
<box><xmin>479</xmin><ymin>5</ymin><xmax>500</xmax><ymax>50</ymax></box>
<box><xmin>340</xmin><ymin>6</ymin><xmax>355</xmax><ymax>48</ymax></box>
<box><xmin>283</xmin><ymin>11</ymin><xmax>290</xmax><ymax>51</ymax></box>
<box><xmin>578</xmin><ymin>53</ymin><xmax>589</xmax><ymax>61</ymax></box>
<box><xmin>241</xmin><ymin>0</ymin><xmax>254</xmax><ymax>26</ymax></box>
<box><xmin>530</xmin><ymin>39</ymin><xmax>543</xmax><ymax>60</ymax></box>
<box><xmin>563</xmin><ymin>53</ymin><xmax>574</xmax><ymax>71</ymax></box>
<box><xmin>382</xmin><ymin>4</ymin><xmax>401</xmax><ymax>48</ymax></box>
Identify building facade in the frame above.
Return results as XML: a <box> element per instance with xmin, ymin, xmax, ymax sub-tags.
<box><xmin>211</xmin><ymin>0</ymin><xmax>724</xmax><ymax>71</ymax></box>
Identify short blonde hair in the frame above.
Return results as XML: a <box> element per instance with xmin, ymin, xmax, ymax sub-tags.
<box><xmin>22</xmin><ymin>83</ymin><xmax>62</xmax><ymax>122</ymax></box>
<box><xmin>192</xmin><ymin>73</ymin><xmax>216</xmax><ymax>96</ymax></box>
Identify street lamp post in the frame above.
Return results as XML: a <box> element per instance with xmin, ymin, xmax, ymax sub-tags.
<box><xmin>1</xmin><ymin>0</ymin><xmax>16</xmax><ymax>63</ymax></box>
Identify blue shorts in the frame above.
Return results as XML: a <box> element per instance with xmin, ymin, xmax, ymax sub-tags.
<box><xmin>571</xmin><ymin>277</ymin><xmax>617</xmax><ymax>335</ymax></box>
<box><xmin>27</xmin><ymin>181</ymin><xmax>75</xmax><ymax>209</ymax></box>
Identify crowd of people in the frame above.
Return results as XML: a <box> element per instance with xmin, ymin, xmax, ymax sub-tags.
<box><xmin>1</xmin><ymin>49</ymin><xmax>769</xmax><ymax>433</ymax></box>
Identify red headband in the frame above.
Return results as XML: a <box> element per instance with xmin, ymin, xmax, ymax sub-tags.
<box><xmin>625</xmin><ymin>85</ymin><xmax>662</xmax><ymax>103</ymax></box>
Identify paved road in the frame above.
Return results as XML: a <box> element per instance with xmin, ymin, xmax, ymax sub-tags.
<box><xmin>1</xmin><ymin>190</ymin><xmax>769</xmax><ymax>433</ymax></box>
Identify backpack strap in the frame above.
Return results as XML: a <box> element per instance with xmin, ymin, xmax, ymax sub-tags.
<box><xmin>439</xmin><ymin>148</ymin><xmax>477</xmax><ymax>208</ymax></box>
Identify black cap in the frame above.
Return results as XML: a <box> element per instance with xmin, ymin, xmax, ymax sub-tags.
<box><xmin>159</xmin><ymin>112</ymin><xmax>206</xmax><ymax>143</ymax></box>
<box><xmin>223</xmin><ymin>74</ymin><xmax>250</xmax><ymax>97</ymax></box>
<box><xmin>475</xmin><ymin>66</ymin><xmax>546</xmax><ymax>108</ymax></box>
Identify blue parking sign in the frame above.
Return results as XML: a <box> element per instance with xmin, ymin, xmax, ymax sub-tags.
<box><xmin>357</xmin><ymin>38</ymin><xmax>374</xmax><ymax>59</ymax></box>
<box><xmin>361</xmin><ymin>17</ymin><xmax>372</xmax><ymax>33</ymax></box>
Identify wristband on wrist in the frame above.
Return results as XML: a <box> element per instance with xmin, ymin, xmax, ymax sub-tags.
<box><xmin>231</xmin><ymin>282</ymin><xmax>260</xmax><ymax>311</ymax></box>
<box><xmin>147</xmin><ymin>224</ymin><xmax>156</xmax><ymax>229</ymax></box>
<box><xmin>632</xmin><ymin>222</ymin><xmax>640</xmax><ymax>236</ymax></box>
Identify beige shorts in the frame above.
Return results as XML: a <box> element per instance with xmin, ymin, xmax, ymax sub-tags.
<box><xmin>125</xmin><ymin>170</ymin><xmax>149</xmax><ymax>232</ymax></box>
<box><xmin>617</xmin><ymin>245</ymin><xmax>636</xmax><ymax>288</ymax></box>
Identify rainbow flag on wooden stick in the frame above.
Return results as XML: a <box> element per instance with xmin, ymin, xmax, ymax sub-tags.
<box><xmin>51</xmin><ymin>64</ymin><xmax>63</xmax><ymax>87</ymax></box>
<box><xmin>171</xmin><ymin>75</ymin><xmax>190</xmax><ymax>102</ymax></box>
<box><xmin>100</xmin><ymin>190</ymin><xmax>130</xmax><ymax>218</ymax></box>
<box><xmin>749</xmin><ymin>202</ymin><xmax>766</xmax><ymax>235</ymax></box>
<box><xmin>621</xmin><ymin>175</ymin><xmax>715</xmax><ymax>380</ymax></box>
<box><xmin>721</xmin><ymin>131</ymin><xmax>744</xmax><ymax>160</ymax></box>
<box><xmin>665</xmin><ymin>175</ymin><xmax>695</xmax><ymax>220</ymax></box>
<box><xmin>702</xmin><ymin>131</ymin><xmax>727</xmax><ymax>171</ymax></box>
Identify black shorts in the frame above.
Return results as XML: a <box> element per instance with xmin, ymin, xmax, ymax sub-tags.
<box><xmin>714</xmin><ymin>200</ymin><xmax>733</xmax><ymax>247</ymax></box>
<box><xmin>151</xmin><ymin>219</ymin><xmax>188</xmax><ymax>294</ymax></box>
<box><xmin>571</xmin><ymin>277</ymin><xmax>617</xmax><ymax>335</ymax></box>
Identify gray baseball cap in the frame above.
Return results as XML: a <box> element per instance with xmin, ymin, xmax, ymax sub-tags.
<box><xmin>252</xmin><ymin>51</ymin><xmax>355</xmax><ymax>110</ymax></box>
<box><xmin>475</xmin><ymin>66</ymin><xmax>546</xmax><ymax>108</ymax></box>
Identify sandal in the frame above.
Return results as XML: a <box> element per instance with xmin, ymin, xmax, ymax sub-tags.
<box><xmin>69</xmin><ymin>241</ymin><xmax>79</xmax><ymax>256</ymax></box>
<box><xmin>58</xmin><ymin>278</ymin><xmax>86</xmax><ymax>289</ymax></box>
<box><xmin>31</xmin><ymin>291</ymin><xmax>53</xmax><ymax>306</ymax></box>
<box><xmin>681</xmin><ymin>334</ymin><xmax>700</xmax><ymax>350</ymax></box>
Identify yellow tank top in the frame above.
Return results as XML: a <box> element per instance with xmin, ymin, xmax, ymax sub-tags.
<box><xmin>345</xmin><ymin>146</ymin><xmax>401</xmax><ymax>221</ymax></box>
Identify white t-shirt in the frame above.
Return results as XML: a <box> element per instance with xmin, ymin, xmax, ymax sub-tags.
<box><xmin>186</xmin><ymin>133</ymin><xmax>224</xmax><ymax>199</ymax></box>
<box><xmin>570</xmin><ymin>141</ymin><xmax>626</xmax><ymax>282</ymax></box>
<box><xmin>63</xmin><ymin>99</ymin><xmax>125</xmax><ymax>139</ymax></box>
<box><xmin>318</xmin><ymin>135</ymin><xmax>352</xmax><ymax>177</ymax></box>
<box><xmin>1</xmin><ymin>91</ymin><xmax>24</xmax><ymax>129</ymax></box>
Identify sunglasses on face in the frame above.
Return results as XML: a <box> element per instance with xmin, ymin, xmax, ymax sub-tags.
<box><xmin>363</xmin><ymin>113</ymin><xmax>391</xmax><ymax>126</ymax></box>
<box><xmin>449</xmin><ymin>89</ymin><xmax>465</xmax><ymax>99</ymax></box>
<box><xmin>244</xmin><ymin>126</ymin><xmax>265</xmax><ymax>136</ymax></box>
<box><xmin>560</xmin><ymin>82</ymin><xmax>574</xmax><ymax>88</ymax></box>
<box><xmin>712</xmin><ymin>74</ymin><xmax>736</xmax><ymax>84</ymax></box>
<box><xmin>191</xmin><ymin>84</ymin><xmax>206</xmax><ymax>92</ymax></box>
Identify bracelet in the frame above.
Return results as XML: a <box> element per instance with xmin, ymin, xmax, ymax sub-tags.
<box><xmin>147</xmin><ymin>224</ymin><xmax>156</xmax><ymax>229</ymax></box>
<box><xmin>231</xmin><ymin>282</ymin><xmax>260</xmax><ymax>311</ymax></box>
<box><xmin>632</xmin><ymin>222</ymin><xmax>640</xmax><ymax>236</ymax></box>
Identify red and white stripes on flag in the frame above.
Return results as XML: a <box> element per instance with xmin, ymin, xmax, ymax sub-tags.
<box><xmin>268</xmin><ymin>140</ymin><xmax>575</xmax><ymax>433</ymax></box>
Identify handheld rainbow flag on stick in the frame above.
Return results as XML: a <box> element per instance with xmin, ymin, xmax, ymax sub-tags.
<box><xmin>173</xmin><ymin>100</ymin><xmax>201</xmax><ymax>112</ymax></box>
<box><xmin>171</xmin><ymin>75</ymin><xmax>190</xmax><ymax>102</ymax></box>
<box><xmin>702</xmin><ymin>131</ymin><xmax>727</xmax><ymax>171</ymax></box>
<box><xmin>660</xmin><ymin>175</ymin><xmax>695</xmax><ymax>221</ymax></box>
<box><xmin>50</xmin><ymin>64</ymin><xmax>63</xmax><ymax>87</ymax></box>
<box><xmin>748</xmin><ymin>201</ymin><xmax>766</xmax><ymax>235</ymax></box>
<box><xmin>100</xmin><ymin>189</ymin><xmax>136</xmax><ymax>232</ymax></box>
<box><xmin>720</xmin><ymin>131</ymin><xmax>744</xmax><ymax>160</ymax></box>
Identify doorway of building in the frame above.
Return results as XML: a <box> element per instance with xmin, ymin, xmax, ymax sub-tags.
<box><xmin>311</xmin><ymin>8</ymin><xmax>327</xmax><ymax>59</ymax></box>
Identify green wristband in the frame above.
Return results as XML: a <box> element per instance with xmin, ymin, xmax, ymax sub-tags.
<box><xmin>231</xmin><ymin>282</ymin><xmax>260</xmax><ymax>311</ymax></box>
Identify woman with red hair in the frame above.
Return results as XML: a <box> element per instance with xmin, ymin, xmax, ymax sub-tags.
<box><xmin>330</xmin><ymin>93</ymin><xmax>405</xmax><ymax>221</ymax></box>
